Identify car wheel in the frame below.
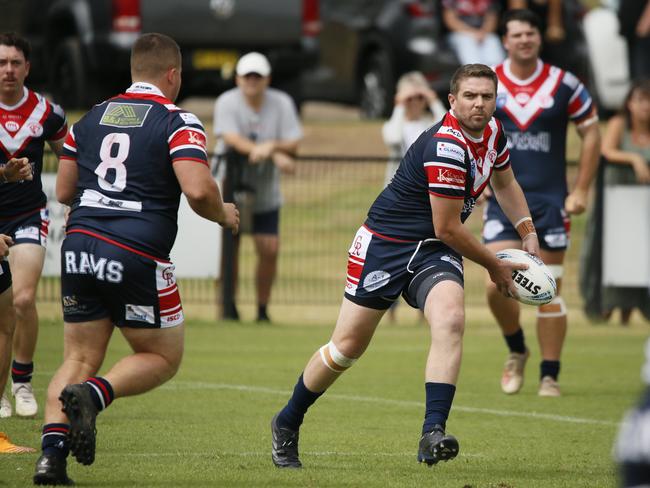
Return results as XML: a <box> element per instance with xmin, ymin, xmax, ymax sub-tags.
<box><xmin>359</xmin><ymin>50</ymin><xmax>394</xmax><ymax>119</ymax></box>
<box><xmin>50</xmin><ymin>38</ymin><xmax>89</xmax><ymax>110</ymax></box>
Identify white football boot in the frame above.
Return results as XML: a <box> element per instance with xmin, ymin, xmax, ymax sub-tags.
<box><xmin>538</xmin><ymin>376</ymin><xmax>561</xmax><ymax>397</ymax></box>
<box><xmin>0</xmin><ymin>394</ymin><xmax>12</xmax><ymax>418</ymax></box>
<box><xmin>500</xmin><ymin>349</ymin><xmax>530</xmax><ymax>394</ymax></box>
<box><xmin>12</xmin><ymin>382</ymin><xmax>38</xmax><ymax>417</ymax></box>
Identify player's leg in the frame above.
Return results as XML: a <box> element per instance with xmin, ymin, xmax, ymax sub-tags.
<box><xmin>485</xmin><ymin>240</ymin><xmax>530</xmax><ymax>394</ymax></box>
<box><xmin>8</xmin><ymin>242</ymin><xmax>45</xmax><ymax>417</ymax></box>
<box><xmin>272</xmin><ymin>298</ymin><xmax>385</xmax><ymax>467</ymax></box>
<box><xmin>252</xmin><ymin>209</ymin><xmax>280</xmax><ymax>322</ymax></box>
<box><xmin>0</xmin><ymin>283</ymin><xmax>15</xmax><ymax>419</ymax></box>
<box><xmin>536</xmin><ymin>249</ymin><xmax>566</xmax><ymax>397</ymax></box>
<box><xmin>34</xmin><ymin>318</ymin><xmax>113</xmax><ymax>485</ymax></box>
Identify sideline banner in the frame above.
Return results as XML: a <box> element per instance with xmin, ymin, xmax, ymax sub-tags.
<box><xmin>41</xmin><ymin>174</ymin><xmax>222</xmax><ymax>278</ymax></box>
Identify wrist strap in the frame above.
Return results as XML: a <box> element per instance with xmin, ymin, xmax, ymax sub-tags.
<box><xmin>515</xmin><ymin>217</ymin><xmax>536</xmax><ymax>240</ymax></box>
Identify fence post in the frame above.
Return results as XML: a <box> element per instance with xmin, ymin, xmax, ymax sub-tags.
<box><xmin>220</xmin><ymin>151</ymin><xmax>238</xmax><ymax>320</ymax></box>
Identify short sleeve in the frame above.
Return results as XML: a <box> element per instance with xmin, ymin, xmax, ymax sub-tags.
<box><xmin>168</xmin><ymin>111</ymin><xmax>208</xmax><ymax>166</ymax></box>
<box><xmin>494</xmin><ymin>121</ymin><xmax>511</xmax><ymax>171</ymax></box>
<box><xmin>564</xmin><ymin>71</ymin><xmax>598</xmax><ymax>127</ymax></box>
<box><xmin>278</xmin><ymin>93</ymin><xmax>303</xmax><ymax>141</ymax></box>
<box><xmin>60</xmin><ymin>125</ymin><xmax>76</xmax><ymax>163</ymax></box>
<box><xmin>48</xmin><ymin>101</ymin><xmax>68</xmax><ymax>142</ymax></box>
<box><xmin>213</xmin><ymin>91</ymin><xmax>241</xmax><ymax>137</ymax></box>
<box><xmin>424</xmin><ymin>137</ymin><xmax>468</xmax><ymax>199</ymax></box>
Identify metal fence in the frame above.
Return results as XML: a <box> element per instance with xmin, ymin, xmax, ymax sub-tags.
<box><xmin>37</xmin><ymin>153</ymin><xmax>585</xmax><ymax>312</ymax></box>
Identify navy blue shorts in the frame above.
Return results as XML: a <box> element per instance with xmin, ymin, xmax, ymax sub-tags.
<box><xmin>252</xmin><ymin>209</ymin><xmax>279</xmax><ymax>235</ymax></box>
<box><xmin>61</xmin><ymin>231</ymin><xmax>184</xmax><ymax>328</ymax></box>
<box><xmin>0</xmin><ymin>208</ymin><xmax>49</xmax><ymax>247</ymax></box>
<box><xmin>482</xmin><ymin>198</ymin><xmax>570</xmax><ymax>251</ymax></box>
<box><xmin>0</xmin><ymin>260</ymin><xmax>11</xmax><ymax>294</ymax></box>
<box><xmin>344</xmin><ymin>226</ymin><xmax>464</xmax><ymax>310</ymax></box>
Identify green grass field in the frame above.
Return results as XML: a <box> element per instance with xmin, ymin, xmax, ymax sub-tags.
<box><xmin>0</xmin><ymin>312</ymin><xmax>647</xmax><ymax>487</ymax></box>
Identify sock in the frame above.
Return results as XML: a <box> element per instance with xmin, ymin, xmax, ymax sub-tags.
<box><xmin>276</xmin><ymin>374</ymin><xmax>323</xmax><ymax>431</ymax></box>
<box><xmin>540</xmin><ymin>360</ymin><xmax>560</xmax><ymax>381</ymax></box>
<box><xmin>257</xmin><ymin>304</ymin><xmax>269</xmax><ymax>321</ymax></box>
<box><xmin>85</xmin><ymin>377</ymin><xmax>115</xmax><ymax>411</ymax></box>
<box><xmin>41</xmin><ymin>423</ymin><xmax>70</xmax><ymax>458</ymax></box>
<box><xmin>422</xmin><ymin>382</ymin><xmax>456</xmax><ymax>434</ymax></box>
<box><xmin>504</xmin><ymin>328</ymin><xmax>526</xmax><ymax>354</ymax></box>
<box><xmin>11</xmin><ymin>360</ymin><xmax>33</xmax><ymax>384</ymax></box>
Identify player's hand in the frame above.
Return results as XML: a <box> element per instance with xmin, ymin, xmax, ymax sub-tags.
<box><xmin>3</xmin><ymin>157</ymin><xmax>33</xmax><ymax>182</ymax></box>
<box><xmin>220</xmin><ymin>203</ymin><xmax>240</xmax><ymax>235</ymax></box>
<box><xmin>631</xmin><ymin>155</ymin><xmax>650</xmax><ymax>184</ymax></box>
<box><xmin>249</xmin><ymin>142</ymin><xmax>275</xmax><ymax>163</ymax></box>
<box><xmin>488</xmin><ymin>258</ymin><xmax>526</xmax><ymax>299</ymax></box>
<box><xmin>272</xmin><ymin>152</ymin><xmax>296</xmax><ymax>175</ymax></box>
<box><xmin>521</xmin><ymin>233</ymin><xmax>540</xmax><ymax>257</ymax></box>
<box><xmin>564</xmin><ymin>188</ymin><xmax>588</xmax><ymax>215</ymax></box>
<box><xmin>0</xmin><ymin>234</ymin><xmax>13</xmax><ymax>257</ymax></box>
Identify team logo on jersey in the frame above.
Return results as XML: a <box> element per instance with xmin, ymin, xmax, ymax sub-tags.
<box><xmin>4</xmin><ymin>121</ymin><xmax>19</xmax><ymax>132</ymax></box>
<box><xmin>162</xmin><ymin>266</ymin><xmax>176</xmax><ymax>287</ymax></box>
<box><xmin>486</xmin><ymin>149</ymin><xmax>497</xmax><ymax>165</ymax></box>
<box><xmin>496</xmin><ymin>93</ymin><xmax>507</xmax><ymax>108</ymax></box>
<box><xmin>515</xmin><ymin>92</ymin><xmax>531</xmax><ymax>105</ymax></box>
<box><xmin>100</xmin><ymin>102</ymin><xmax>152</xmax><ymax>128</ymax></box>
<box><xmin>537</xmin><ymin>94</ymin><xmax>555</xmax><ymax>109</ymax></box>
<box><xmin>28</xmin><ymin>122</ymin><xmax>43</xmax><ymax>137</ymax></box>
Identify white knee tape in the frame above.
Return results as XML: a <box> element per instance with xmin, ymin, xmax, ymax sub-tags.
<box><xmin>537</xmin><ymin>296</ymin><xmax>567</xmax><ymax>318</ymax></box>
<box><xmin>319</xmin><ymin>341</ymin><xmax>357</xmax><ymax>373</ymax></box>
<box><xmin>546</xmin><ymin>265</ymin><xmax>563</xmax><ymax>280</ymax></box>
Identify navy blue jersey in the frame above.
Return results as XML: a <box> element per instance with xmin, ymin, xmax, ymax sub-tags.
<box><xmin>0</xmin><ymin>88</ymin><xmax>67</xmax><ymax>218</ymax></box>
<box><xmin>365</xmin><ymin>111</ymin><xmax>510</xmax><ymax>241</ymax></box>
<box><xmin>493</xmin><ymin>60</ymin><xmax>597</xmax><ymax>206</ymax></box>
<box><xmin>61</xmin><ymin>83</ymin><xmax>208</xmax><ymax>259</ymax></box>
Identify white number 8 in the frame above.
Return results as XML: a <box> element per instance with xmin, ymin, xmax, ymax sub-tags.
<box><xmin>96</xmin><ymin>133</ymin><xmax>130</xmax><ymax>192</ymax></box>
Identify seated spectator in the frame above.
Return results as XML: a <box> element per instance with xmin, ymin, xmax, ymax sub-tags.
<box><xmin>507</xmin><ymin>0</ymin><xmax>565</xmax><ymax>44</ymax></box>
<box><xmin>580</xmin><ymin>79</ymin><xmax>650</xmax><ymax>324</ymax></box>
<box><xmin>382</xmin><ymin>71</ymin><xmax>446</xmax><ymax>185</ymax></box>
<box><xmin>442</xmin><ymin>0</ymin><xmax>505</xmax><ymax>66</ymax></box>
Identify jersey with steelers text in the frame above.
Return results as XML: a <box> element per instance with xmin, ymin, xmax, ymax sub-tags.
<box><xmin>0</xmin><ymin>87</ymin><xmax>67</xmax><ymax>218</ymax></box>
<box><xmin>365</xmin><ymin>111</ymin><xmax>510</xmax><ymax>241</ymax></box>
<box><xmin>493</xmin><ymin>59</ymin><xmax>597</xmax><ymax>206</ymax></box>
<box><xmin>61</xmin><ymin>83</ymin><xmax>208</xmax><ymax>259</ymax></box>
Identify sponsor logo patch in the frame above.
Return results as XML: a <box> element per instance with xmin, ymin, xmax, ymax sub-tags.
<box><xmin>363</xmin><ymin>270</ymin><xmax>390</xmax><ymax>292</ymax></box>
<box><xmin>15</xmin><ymin>226</ymin><xmax>39</xmax><ymax>242</ymax></box>
<box><xmin>125</xmin><ymin>304</ymin><xmax>155</xmax><ymax>324</ymax></box>
<box><xmin>179</xmin><ymin>112</ymin><xmax>202</xmax><ymax>126</ymax></box>
<box><xmin>100</xmin><ymin>102</ymin><xmax>152</xmax><ymax>128</ymax></box>
<box><xmin>436</xmin><ymin>142</ymin><xmax>465</xmax><ymax>163</ymax></box>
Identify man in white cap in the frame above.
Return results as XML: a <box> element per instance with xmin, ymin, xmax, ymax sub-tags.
<box><xmin>213</xmin><ymin>52</ymin><xmax>303</xmax><ymax>322</ymax></box>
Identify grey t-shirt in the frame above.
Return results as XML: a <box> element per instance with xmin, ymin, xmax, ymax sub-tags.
<box><xmin>213</xmin><ymin>87</ymin><xmax>303</xmax><ymax>212</ymax></box>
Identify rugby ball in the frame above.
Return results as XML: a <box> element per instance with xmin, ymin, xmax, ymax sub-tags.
<box><xmin>496</xmin><ymin>249</ymin><xmax>557</xmax><ymax>306</ymax></box>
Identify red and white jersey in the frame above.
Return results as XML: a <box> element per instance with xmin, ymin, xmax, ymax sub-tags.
<box><xmin>364</xmin><ymin>111</ymin><xmax>510</xmax><ymax>242</ymax></box>
<box><xmin>0</xmin><ymin>88</ymin><xmax>67</xmax><ymax>218</ymax></box>
<box><xmin>493</xmin><ymin>59</ymin><xmax>597</xmax><ymax>204</ymax></box>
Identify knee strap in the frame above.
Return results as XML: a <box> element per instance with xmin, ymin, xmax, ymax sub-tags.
<box><xmin>538</xmin><ymin>296</ymin><xmax>566</xmax><ymax>318</ymax></box>
<box><xmin>319</xmin><ymin>341</ymin><xmax>357</xmax><ymax>373</ymax></box>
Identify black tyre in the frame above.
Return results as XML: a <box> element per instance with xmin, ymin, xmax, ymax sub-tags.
<box><xmin>49</xmin><ymin>38</ymin><xmax>89</xmax><ymax>110</ymax></box>
<box><xmin>359</xmin><ymin>50</ymin><xmax>394</xmax><ymax>119</ymax></box>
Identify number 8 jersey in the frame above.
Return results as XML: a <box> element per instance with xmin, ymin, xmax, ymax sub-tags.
<box><xmin>60</xmin><ymin>82</ymin><xmax>209</xmax><ymax>260</ymax></box>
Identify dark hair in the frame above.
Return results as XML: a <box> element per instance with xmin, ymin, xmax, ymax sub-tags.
<box><xmin>0</xmin><ymin>32</ymin><xmax>31</xmax><ymax>61</ymax></box>
<box><xmin>131</xmin><ymin>33</ymin><xmax>181</xmax><ymax>78</ymax></box>
<box><xmin>499</xmin><ymin>9</ymin><xmax>542</xmax><ymax>37</ymax></box>
<box><xmin>450</xmin><ymin>64</ymin><xmax>498</xmax><ymax>95</ymax></box>
<box><xmin>621</xmin><ymin>78</ymin><xmax>650</xmax><ymax>127</ymax></box>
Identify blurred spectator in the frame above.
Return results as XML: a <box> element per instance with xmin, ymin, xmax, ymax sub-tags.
<box><xmin>618</xmin><ymin>0</ymin><xmax>650</xmax><ymax>79</ymax></box>
<box><xmin>213</xmin><ymin>52</ymin><xmax>303</xmax><ymax>322</ymax></box>
<box><xmin>580</xmin><ymin>79</ymin><xmax>650</xmax><ymax>324</ymax></box>
<box><xmin>382</xmin><ymin>71</ymin><xmax>446</xmax><ymax>184</ymax></box>
<box><xmin>614</xmin><ymin>339</ymin><xmax>650</xmax><ymax>487</ymax></box>
<box><xmin>507</xmin><ymin>0</ymin><xmax>565</xmax><ymax>43</ymax></box>
<box><xmin>442</xmin><ymin>0</ymin><xmax>505</xmax><ymax>66</ymax></box>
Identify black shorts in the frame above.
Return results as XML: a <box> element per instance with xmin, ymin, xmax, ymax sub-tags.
<box><xmin>252</xmin><ymin>209</ymin><xmax>280</xmax><ymax>235</ymax></box>
<box><xmin>61</xmin><ymin>231</ymin><xmax>184</xmax><ymax>328</ymax></box>
<box><xmin>0</xmin><ymin>260</ymin><xmax>11</xmax><ymax>294</ymax></box>
<box><xmin>0</xmin><ymin>208</ymin><xmax>49</xmax><ymax>247</ymax></box>
<box><xmin>344</xmin><ymin>226</ymin><xmax>464</xmax><ymax>310</ymax></box>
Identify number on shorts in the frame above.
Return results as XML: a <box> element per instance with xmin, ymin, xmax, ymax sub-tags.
<box><xmin>96</xmin><ymin>133</ymin><xmax>130</xmax><ymax>192</ymax></box>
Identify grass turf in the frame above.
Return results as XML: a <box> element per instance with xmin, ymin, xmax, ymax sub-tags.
<box><xmin>0</xmin><ymin>312</ymin><xmax>646</xmax><ymax>487</ymax></box>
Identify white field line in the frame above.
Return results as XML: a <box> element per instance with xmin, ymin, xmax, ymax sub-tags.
<box><xmin>100</xmin><ymin>451</ymin><xmax>485</xmax><ymax>459</ymax></box>
<box><xmin>163</xmin><ymin>381</ymin><xmax>620</xmax><ymax>427</ymax></box>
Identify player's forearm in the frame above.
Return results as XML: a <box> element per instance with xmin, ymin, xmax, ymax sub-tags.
<box><xmin>186</xmin><ymin>187</ymin><xmax>228</xmax><ymax>224</ymax></box>
<box><xmin>272</xmin><ymin>139</ymin><xmax>300</xmax><ymax>157</ymax></box>
<box><xmin>436</xmin><ymin>222</ymin><xmax>500</xmax><ymax>271</ymax></box>
<box><xmin>574</xmin><ymin>124</ymin><xmax>601</xmax><ymax>193</ymax></box>
<box><xmin>222</xmin><ymin>133</ymin><xmax>257</xmax><ymax>156</ymax></box>
<box><xmin>493</xmin><ymin>178</ymin><xmax>533</xmax><ymax>230</ymax></box>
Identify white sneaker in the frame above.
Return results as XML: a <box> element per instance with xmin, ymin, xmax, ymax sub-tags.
<box><xmin>500</xmin><ymin>349</ymin><xmax>530</xmax><ymax>394</ymax></box>
<box><xmin>12</xmin><ymin>382</ymin><xmax>38</xmax><ymax>417</ymax></box>
<box><xmin>0</xmin><ymin>394</ymin><xmax>12</xmax><ymax>418</ymax></box>
<box><xmin>538</xmin><ymin>376</ymin><xmax>561</xmax><ymax>397</ymax></box>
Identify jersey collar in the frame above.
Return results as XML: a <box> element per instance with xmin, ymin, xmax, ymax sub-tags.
<box><xmin>126</xmin><ymin>82</ymin><xmax>166</xmax><ymax>97</ymax></box>
<box><xmin>0</xmin><ymin>87</ymin><xmax>29</xmax><ymax>111</ymax></box>
<box><xmin>502</xmin><ymin>58</ymin><xmax>544</xmax><ymax>86</ymax></box>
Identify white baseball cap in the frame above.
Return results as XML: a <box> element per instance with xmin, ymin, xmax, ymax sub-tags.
<box><xmin>236</xmin><ymin>52</ymin><xmax>271</xmax><ymax>77</ymax></box>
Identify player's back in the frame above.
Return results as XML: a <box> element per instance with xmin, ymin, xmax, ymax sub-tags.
<box><xmin>62</xmin><ymin>84</ymin><xmax>208</xmax><ymax>259</ymax></box>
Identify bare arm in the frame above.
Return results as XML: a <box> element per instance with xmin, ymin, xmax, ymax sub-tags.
<box><xmin>173</xmin><ymin>160</ymin><xmax>239</xmax><ymax>233</ymax></box>
<box><xmin>601</xmin><ymin>116</ymin><xmax>650</xmax><ymax>183</ymax></box>
<box><xmin>430</xmin><ymin>194</ymin><xmax>526</xmax><ymax>297</ymax></box>
<box><xmin>47</xmin><ymin>139</ymin><xmax>65</xmax><ymax>158</ymax></box>
<box><xmin>637</xmin><ymin>0</ymin><xmax>650</xmax><ymax>36</ymax></box>
<box><xmin>481</xmin><ymin>10</ymin><xmax>499</xmax><ymax>34</ymax></box>
<box><xmin>442</xmin><ymin>7</ymin><xmax>478</xmax><ymax>34</ymax></box>
<box><xmin>56</xmin><ymin>159</ymin><xmax>78</xmax><ymax>205</ymax></box>
<box><xmin>566</xmin><ymin>120</ymin><xmax>601</xmax><ymax>214</ymax></box>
